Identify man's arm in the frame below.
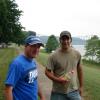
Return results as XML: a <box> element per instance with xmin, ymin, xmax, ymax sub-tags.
<box><xmin>45</xmin><ymin>68</ymin><xmax>68</xmax><ymax>84</ymax></box>
<box><xmin>38</xmin><ymin>83</ymin><xmax>45</xmax><ymax>100</ymax></box>
<box><xmin>5</xmin><ymin>85</ymin><xmax>13</xmax><ymax>100</ymax></box>
<box><xmin>77</xmin><ymin>63</ymin><xmax>83</xmax><ymax>96</ymax></box>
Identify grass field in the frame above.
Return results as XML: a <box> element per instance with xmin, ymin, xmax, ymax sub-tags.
<box><xmin>37</xmin><ymin>52</ymin><xmax>49</xmax><ymax>66</ymax></box>
<box><xmin>0</xmin><ymin>48</ymin><xmax>17</xmax><ymax>100</ymax></box>
<box><xmin>83</xmin><ymin>61</ymin><xmax>100</xmax><ymax>100</ymax></box>
<box><xmin>0</xmin><ymin>48</ymin><xmax>100</xmax><ymax>100</ymax></box>
<box><xmin>37</xmin><ymin>51</ymin><xmax>100</xmax><ymax>100</ymax></box>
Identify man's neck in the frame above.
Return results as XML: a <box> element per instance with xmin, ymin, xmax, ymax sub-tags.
<box><xmin>61</xmin><ymin>47</ymin><xmax>71</xmax><ymax>52</ymax></box>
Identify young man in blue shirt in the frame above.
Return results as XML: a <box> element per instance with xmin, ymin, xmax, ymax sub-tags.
<box><xmin>5</xmin><ymin>36</ymin><xmax>45</xmax><ymax>100</ymax></box>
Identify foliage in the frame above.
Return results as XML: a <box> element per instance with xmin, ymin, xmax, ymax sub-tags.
<box><xmin>96</xmin><ymin>39</ymin><xmax>100</xmax><ymax>62</ymax></box>
<box><xmin>13</xmin><ymin>31</ymin><xmax>26</xmax><ymax>46</ymax></box>
<box><xmin>82</xmin><ymin>59</ymin><xmax>100</xmax><ymax>67</ymax></box>
<box><xmin>14</xmin><ymin>31</ymin><xmax>37</xmax><ymax>46</ymax></box>
<box><xmin>0</xmin><ymin>0</ymin><xmax>23</xmax><ymax>44</ymax></box>
<box><xmin>45</xmin><ymin>35</ymin><xmax>59</xmax><ymax>53</ymax></box>
<box><xmin>28</xmin><ymin>31</ymin><xmax>36</xmax><ymax>36</ymax></box>
<box><xmin>84</xmin><ymin>35</ymin><xmax>100</xmax><ymax>63</ymax></box>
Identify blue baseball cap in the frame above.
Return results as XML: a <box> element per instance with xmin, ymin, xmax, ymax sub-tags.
<box><xmin>25</xmin><ymin>35</ymin><xmax>44</xmax><ymax>47</ymax></box>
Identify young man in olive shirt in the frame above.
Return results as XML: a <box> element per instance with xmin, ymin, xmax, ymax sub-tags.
<box><xmin>45</xmin><ymin>31</ymin><xmax>83</xmax><ymax>100</ymax></box>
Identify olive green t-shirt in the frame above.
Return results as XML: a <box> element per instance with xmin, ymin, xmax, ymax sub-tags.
<box><xmin>46</xmin><ymin>47</ymin><xmax>82</xmax><ymax>94</ymax></box>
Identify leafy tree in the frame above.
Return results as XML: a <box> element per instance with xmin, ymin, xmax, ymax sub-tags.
<box><xmin>14</xmin><ymin>31</ymin><xmax>37</xmax><ymax>46</ymax></box>
<box><xmin>96</xmin><ymin>40</ymin><xmax>100</xmax><ymax>62</ymax></box>
<box><xmin>84</xmin><ymin>35</ymin><xmax>100</xmax><ymax>62</ymax></box>
<box><xmin>13</xmin><ymin>31</ymin><xmax>27</xmax><ymax>46</ymax></box>
<box><xmin>0</xmin><ymin>0</ymin><xmax>23</xmax><ymax>44</ymax></box>
<box><xmin>45</xmin><ymin>35</ymin><xmax>59</xmax><ymax>53</ymax></box>
<box><xmin>28</xmin><ymin>31</ymin><xmax>36</xmax><ymax>36</ymax></box>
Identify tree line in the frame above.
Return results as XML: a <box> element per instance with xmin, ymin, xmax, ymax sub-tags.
<box><xmin>46</xmin><ymin>35</ymin><xmax>100</xmax><ymax>63</ymax></box>
<box><xmin>0</xmin><ymin>0</ymin><xmax>100</xmax><ymax>63</ymax></box>
<box><xmin>84</xmin><ymin>35</ymin><xmax>100</xmax><ymax>63</ymax></box>
<box><xmin>0</xmin><ymin>0</ymin><xmax>23</xmax><ymax>45</ymax></box>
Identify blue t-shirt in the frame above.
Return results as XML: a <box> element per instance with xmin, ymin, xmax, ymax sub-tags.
<box><xmin>5</xmin><ymin>55</ymin><xmax>38</xmax><ymax>100</ymax></box>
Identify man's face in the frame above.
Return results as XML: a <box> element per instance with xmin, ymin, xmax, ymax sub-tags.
<box><xmin>25</xmin><ymin>44</ymin><xmax>41</xmax><ymax>58</ymax></box>
<box><xmin>60</xmin><ymin>35</ymin><xmax>71</xmax><ymax>49</ymax></box>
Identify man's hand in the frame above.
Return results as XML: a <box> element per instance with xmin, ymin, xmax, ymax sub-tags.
<box><xmin>38</xmin><ymin>83</ymin><xmax>46</xmax><ymax>100</ymax></box>
<box><xmin>39</xmin><ymin>96</ymin><xmax>46</xmax><ymax>100</ymax></box>
<box><xmin>79</xmin><ymin>87</ymin><xmax>83</xmax><ymax>97</ymax></box>
<box><xmin>57</xmin><ymin>76</ymin><xmax>70</xmax><ymax>84</ymax></box>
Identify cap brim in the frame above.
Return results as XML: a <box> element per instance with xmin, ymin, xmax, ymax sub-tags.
<box><xmin>60</xmin><ymin>35</ymin><xmax>70</xmax><ymax>38</ymax></box>
<box><xmin>29</xmin><ymin>42</ymin><xmax>44</xmax><ymax>47</ymax></box>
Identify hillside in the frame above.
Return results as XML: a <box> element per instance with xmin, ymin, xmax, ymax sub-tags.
<box><xmin>39</xmin><ymin>36</ymin><xmax>86</xmax><ymax>45</ymax></box>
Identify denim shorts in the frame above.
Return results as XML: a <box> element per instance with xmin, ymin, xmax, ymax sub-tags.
<box><xmin>51</xmin><ymin>90</ymin><xmax>81</xmax><ymax>100</ymax></box>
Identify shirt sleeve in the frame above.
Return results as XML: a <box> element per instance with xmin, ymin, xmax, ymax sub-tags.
<box><xmin>77</xmin><ymin>54</ymin><xmax>82</xmax><ymax>66</ymax></box>
<box><xmin>5</xmin><ymin>60</ymin><xmax>22</xmax><ymax>87</ymax></box>
<box><xmin>46</xmin><ymin>54</ymin><xmax>55</xmax><ymax>71</ymax></box>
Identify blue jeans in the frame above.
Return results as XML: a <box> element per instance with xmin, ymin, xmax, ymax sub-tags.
<box><xmin>51</xmin><ymin>90</ymin><xmax>81</xmax><ymax>100</ymax></box>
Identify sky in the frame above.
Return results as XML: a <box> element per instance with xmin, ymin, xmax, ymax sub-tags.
<box><xmin>16</xmin><ymin>0</ymin><xmax>100</xmax><ymax>38</ymax></box>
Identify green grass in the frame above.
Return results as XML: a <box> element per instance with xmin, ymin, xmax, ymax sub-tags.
<box><xmin>0</xmin><ymin>48</ymin><xmax>100</xmax><ymax>100</ymax></box>
<box><xmin>83</xmin><ymin>59</ymin><xmax>100</xmax><ymax>67</ymax></box>
<box><xmin>83</xmin><ymin>59</ymin><xmax>100</xmax><ymax>99</ymax></box>
<box><xmin>0</xmin><ymin>48</ymin><xmax>17</xmax><ymax>100</ymax></box>
<box><xmin>37</xmin><ymin>52</ymin><xmax>100</xmax><ymax>100</ymax></box>
<box><xmin>37</xmin><ymin>52</ymin><xmax>49</xmax><ymax>66</ymax></box>
<box><xmin>83</xmin><ymin>66</ymin><xmax>100</xmax><ymax>100</ymax></box>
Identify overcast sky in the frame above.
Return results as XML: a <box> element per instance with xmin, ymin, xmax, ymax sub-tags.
<box><xmin>16</xmin><ymin>0</ymin><xmax>100</xmax><ymax>38</ymax></box>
